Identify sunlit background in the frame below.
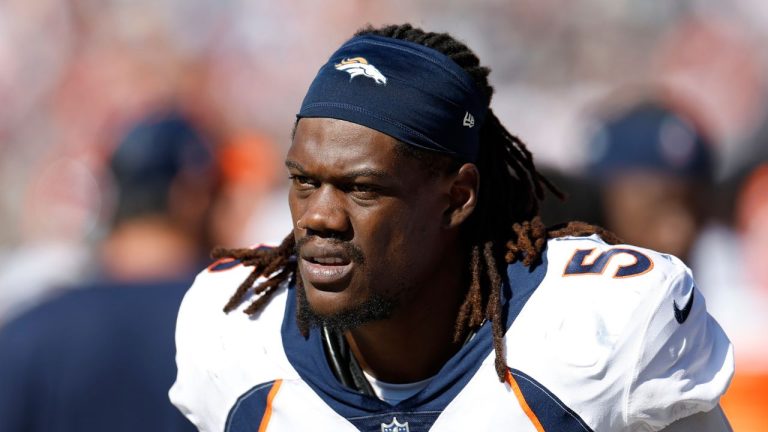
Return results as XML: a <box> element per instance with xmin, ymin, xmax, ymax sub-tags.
<box><xmin>1</xmin><ymin>1</ymin><xmax>766</xmax><ymax>429</ymax></box>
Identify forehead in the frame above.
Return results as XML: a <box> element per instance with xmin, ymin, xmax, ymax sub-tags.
<box><xmin>287</xmin><ymin>118</ymin><xmax>402</xmax><ymax>174</ymax></box>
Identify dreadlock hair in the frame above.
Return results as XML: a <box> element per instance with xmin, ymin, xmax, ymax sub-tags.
<box><xmin>212</xmin><ymin>23</ymin><xmax>621</xmax><ymax>383</ymax></box>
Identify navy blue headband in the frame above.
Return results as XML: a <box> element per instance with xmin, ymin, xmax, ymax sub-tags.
<box><xmin>297</xmin><ymin>34</ymin><xmax>489</xmax><ymax>162</ymax></box>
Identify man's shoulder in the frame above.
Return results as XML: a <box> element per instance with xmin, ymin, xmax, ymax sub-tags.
<box><xmin>543</xmin><ymin>234</ymin><xmax>688</xmax><ymax>283</ymax></box>
<box><xmin>505</xmin><ymin>234</ymin><xmax>693</xmax><ymax>331</ymax></box>
<box><xmin>176</xmin><ymin>257</ymin><xmax>292</xmax><ymax>357</ymax></box>
<box><xmin>531</xmin><ymin>234</ymin><xmax>693</xmax><ymax>314</ymax></box>
<box><xmin>506</xmin><ymin>234</ymin><xmax>693</xmax><ymax>344</ymax></box>
<box><xmin>185</xmin><ymin>258</ymin><xmax>258</xmax><ymax>308</ymax></box>
<box><xmin>509</xmin><ymin>234</ymin><xmax>701</xmax><ymax>363</ymax></box>
<box><xmin>503</xmin><ymin>235</ymin><xmax>733</xmax><ymax>431</ymax></box>
<box><xmin>170</xmin><ymin>258</ymin><xmax>298</xmax><ymax>431</ymax></box>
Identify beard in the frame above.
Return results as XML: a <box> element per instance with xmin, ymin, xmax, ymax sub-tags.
<box><xmin>294</xmin><ymin>235</ymin><xmax>397</xmax><ymax>331</ymax></box>
<box><xmin>296</xmin><ymin>276</ymin><xmax>397</xmax><ymax>332</ymax></box>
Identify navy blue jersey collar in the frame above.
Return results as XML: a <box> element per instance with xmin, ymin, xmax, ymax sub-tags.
<box><xmin>281</xmin><ymin>248</ymin><xmax>549</xmax><ymax>425</ymax></box>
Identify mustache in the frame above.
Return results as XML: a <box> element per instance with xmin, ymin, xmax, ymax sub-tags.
<box><xmin>295</xmin><ymin>236</ymin><xmax>365</xmax><ymax>264</ymax></box>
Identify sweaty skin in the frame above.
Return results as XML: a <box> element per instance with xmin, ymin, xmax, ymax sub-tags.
<box><xmin>286</xmin><ymin>117</ymin><xmax>478</xmax><ymax>383</ymax></box>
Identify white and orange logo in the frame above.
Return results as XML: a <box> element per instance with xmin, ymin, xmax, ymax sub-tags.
<box><xmin>334</xmin><ymin>57</ymin><xmax>387</xmax><ymax>85</ymax></box>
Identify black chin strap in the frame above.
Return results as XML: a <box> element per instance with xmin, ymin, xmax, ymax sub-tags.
<box><xmin>321</xmin><ymin>326</ymin><xmax>376</xmax><ymax>397</ymax></box>
<box><xmin>320</xmin><ymin>324</ymin><xmax>481</xmax><ymax>398</ymax></box>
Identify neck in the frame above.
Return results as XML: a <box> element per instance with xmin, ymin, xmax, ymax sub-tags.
<box><xmin>101</xmin><ymin>216</ymin><xmax>200</xmax><ymax>282</ymax></box>
<box><xmin>345</xmin><ymin>244</ymin><xmax>467</xmax><ymax>384</ymax></box>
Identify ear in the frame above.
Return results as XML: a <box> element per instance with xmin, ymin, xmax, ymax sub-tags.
<box><xmin>444</xmin><ymin>163</ymin><xmax>479</xmax><ymax>229</ymax></box>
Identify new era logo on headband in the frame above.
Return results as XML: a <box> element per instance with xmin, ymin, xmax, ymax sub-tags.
<box><xmin>463</xmin><ymin>112</ymin><xmax>475</xmax><ymax>128</ymax></box>
<box><xmin>335</xmin><ymin>57</ymin><xmax>387</xmax><ymax>85</ymax></box>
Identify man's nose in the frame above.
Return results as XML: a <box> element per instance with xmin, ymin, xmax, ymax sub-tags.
<box><xmin>296</xmin><ymin>185</ymin><xmax>350</xmax><ymax>237</ymax></box>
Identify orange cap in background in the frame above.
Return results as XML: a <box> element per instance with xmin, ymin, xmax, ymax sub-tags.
<box><xmin>218</xmin><ymin>133</ymin><xmax>280</xmax><ymax>190</ymax></box>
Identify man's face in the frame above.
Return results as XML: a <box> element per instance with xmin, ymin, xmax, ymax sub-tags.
<box><xmin>286</xmin><ymin>118</ymin><xmax>453</xmax><ymax>328</ymax></box>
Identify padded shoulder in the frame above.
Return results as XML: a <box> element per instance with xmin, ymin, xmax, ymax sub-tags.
<box><xmin>503</xmin><ymin>235</ymin><xmax>733</xmax><ymax>431</ymax></box>
<box><xmin>169</xmin><ymin>264</ymin><xmax>297</xmax><ymax>432</ymax></box>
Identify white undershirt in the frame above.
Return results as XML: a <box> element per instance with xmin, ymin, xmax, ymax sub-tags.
<box><xmin>363</xmin><ymin>370</ymin><xmax>434</xmax><ymax>405</ymax></box>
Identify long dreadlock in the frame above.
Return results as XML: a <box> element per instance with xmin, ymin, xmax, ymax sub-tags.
<box><xmin>212</xmin><ymin>23</ymin><xmax>621</xmax><ymax>382</ymax></box>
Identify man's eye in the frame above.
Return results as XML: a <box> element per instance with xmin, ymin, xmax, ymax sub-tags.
<box><xmin>289</xmin><ymin>175</ymin><xmax>317</xmax><ymax>188</ymax></box>
<box><xmin>349</xmin><ymin>184</ymin><xmax>379</xmax><ymax>199</ymax></box>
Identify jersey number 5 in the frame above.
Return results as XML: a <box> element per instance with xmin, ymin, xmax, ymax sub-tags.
<box><xmin>563</xmin><ymin>248</ymin><xmax>653</xmax><ymax>278</ymax></box>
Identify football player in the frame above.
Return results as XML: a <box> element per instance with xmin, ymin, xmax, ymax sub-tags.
<box><xmin>170</xmin><ymin>24</ymin><xmax>733</xmax><ymax>431</ymax></box>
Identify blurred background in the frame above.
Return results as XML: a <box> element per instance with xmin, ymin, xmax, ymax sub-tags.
<box><xmin>0</xmin><ymin>0</ymin><xmax>766</xmax><ymax>430</ymax></box>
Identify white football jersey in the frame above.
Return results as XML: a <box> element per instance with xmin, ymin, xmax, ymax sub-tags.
<box><xmin>170</xmin><ymin>235</ymin><xmax>733</xmax><ymax>432</ymax></box>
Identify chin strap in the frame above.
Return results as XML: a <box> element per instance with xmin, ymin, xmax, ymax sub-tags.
<box><xmin>321</xmin><ymin>325</ymin><xmax>376</xmax><ymax>397</ymax></box>
<box><xmin>321</xmin><ymin>323</ymin><xmax>481</xmax><ymax>398</ymax></box>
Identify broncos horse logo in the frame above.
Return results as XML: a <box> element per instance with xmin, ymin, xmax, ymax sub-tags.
<box><xmin>334</xmin><ymin>57</ymin><xmax>387</xmax><ymax>85</ymax></box>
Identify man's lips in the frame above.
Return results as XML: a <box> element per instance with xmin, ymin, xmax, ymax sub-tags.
<box><xmin>299</xmin><ymin>243</ymin><xmax>356</xmax><ymax>288</ymax></box>
<box><xmin>299</xmin><ymin>258</ymin><xmax>354</xmax><ymax>289</ymax></box>
<box><xmin>299</xmin><ymin>242</ymin><xmax>353</xmax><ymax>265</ymax></box>
<box><xmin>307</xmin><ymin>256</ymin><xmax>348</xmax><ymax>265</ymax></box>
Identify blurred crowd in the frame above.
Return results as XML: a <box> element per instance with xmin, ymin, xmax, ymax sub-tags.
<box><xmin>0</xmin><ymin>0</ymin><xmax>767</xmax><ymax>430</ymax></box>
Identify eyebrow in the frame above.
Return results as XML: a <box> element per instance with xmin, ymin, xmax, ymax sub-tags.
<box><xmin>285</xmin><ymin>160</ymin><xmax>390</xmax><ymax>181</ymax></box>
<box><xmin>285</xmin><ymin>160</ymin><xmax>305</xmax><ymax>172</ymax></box>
